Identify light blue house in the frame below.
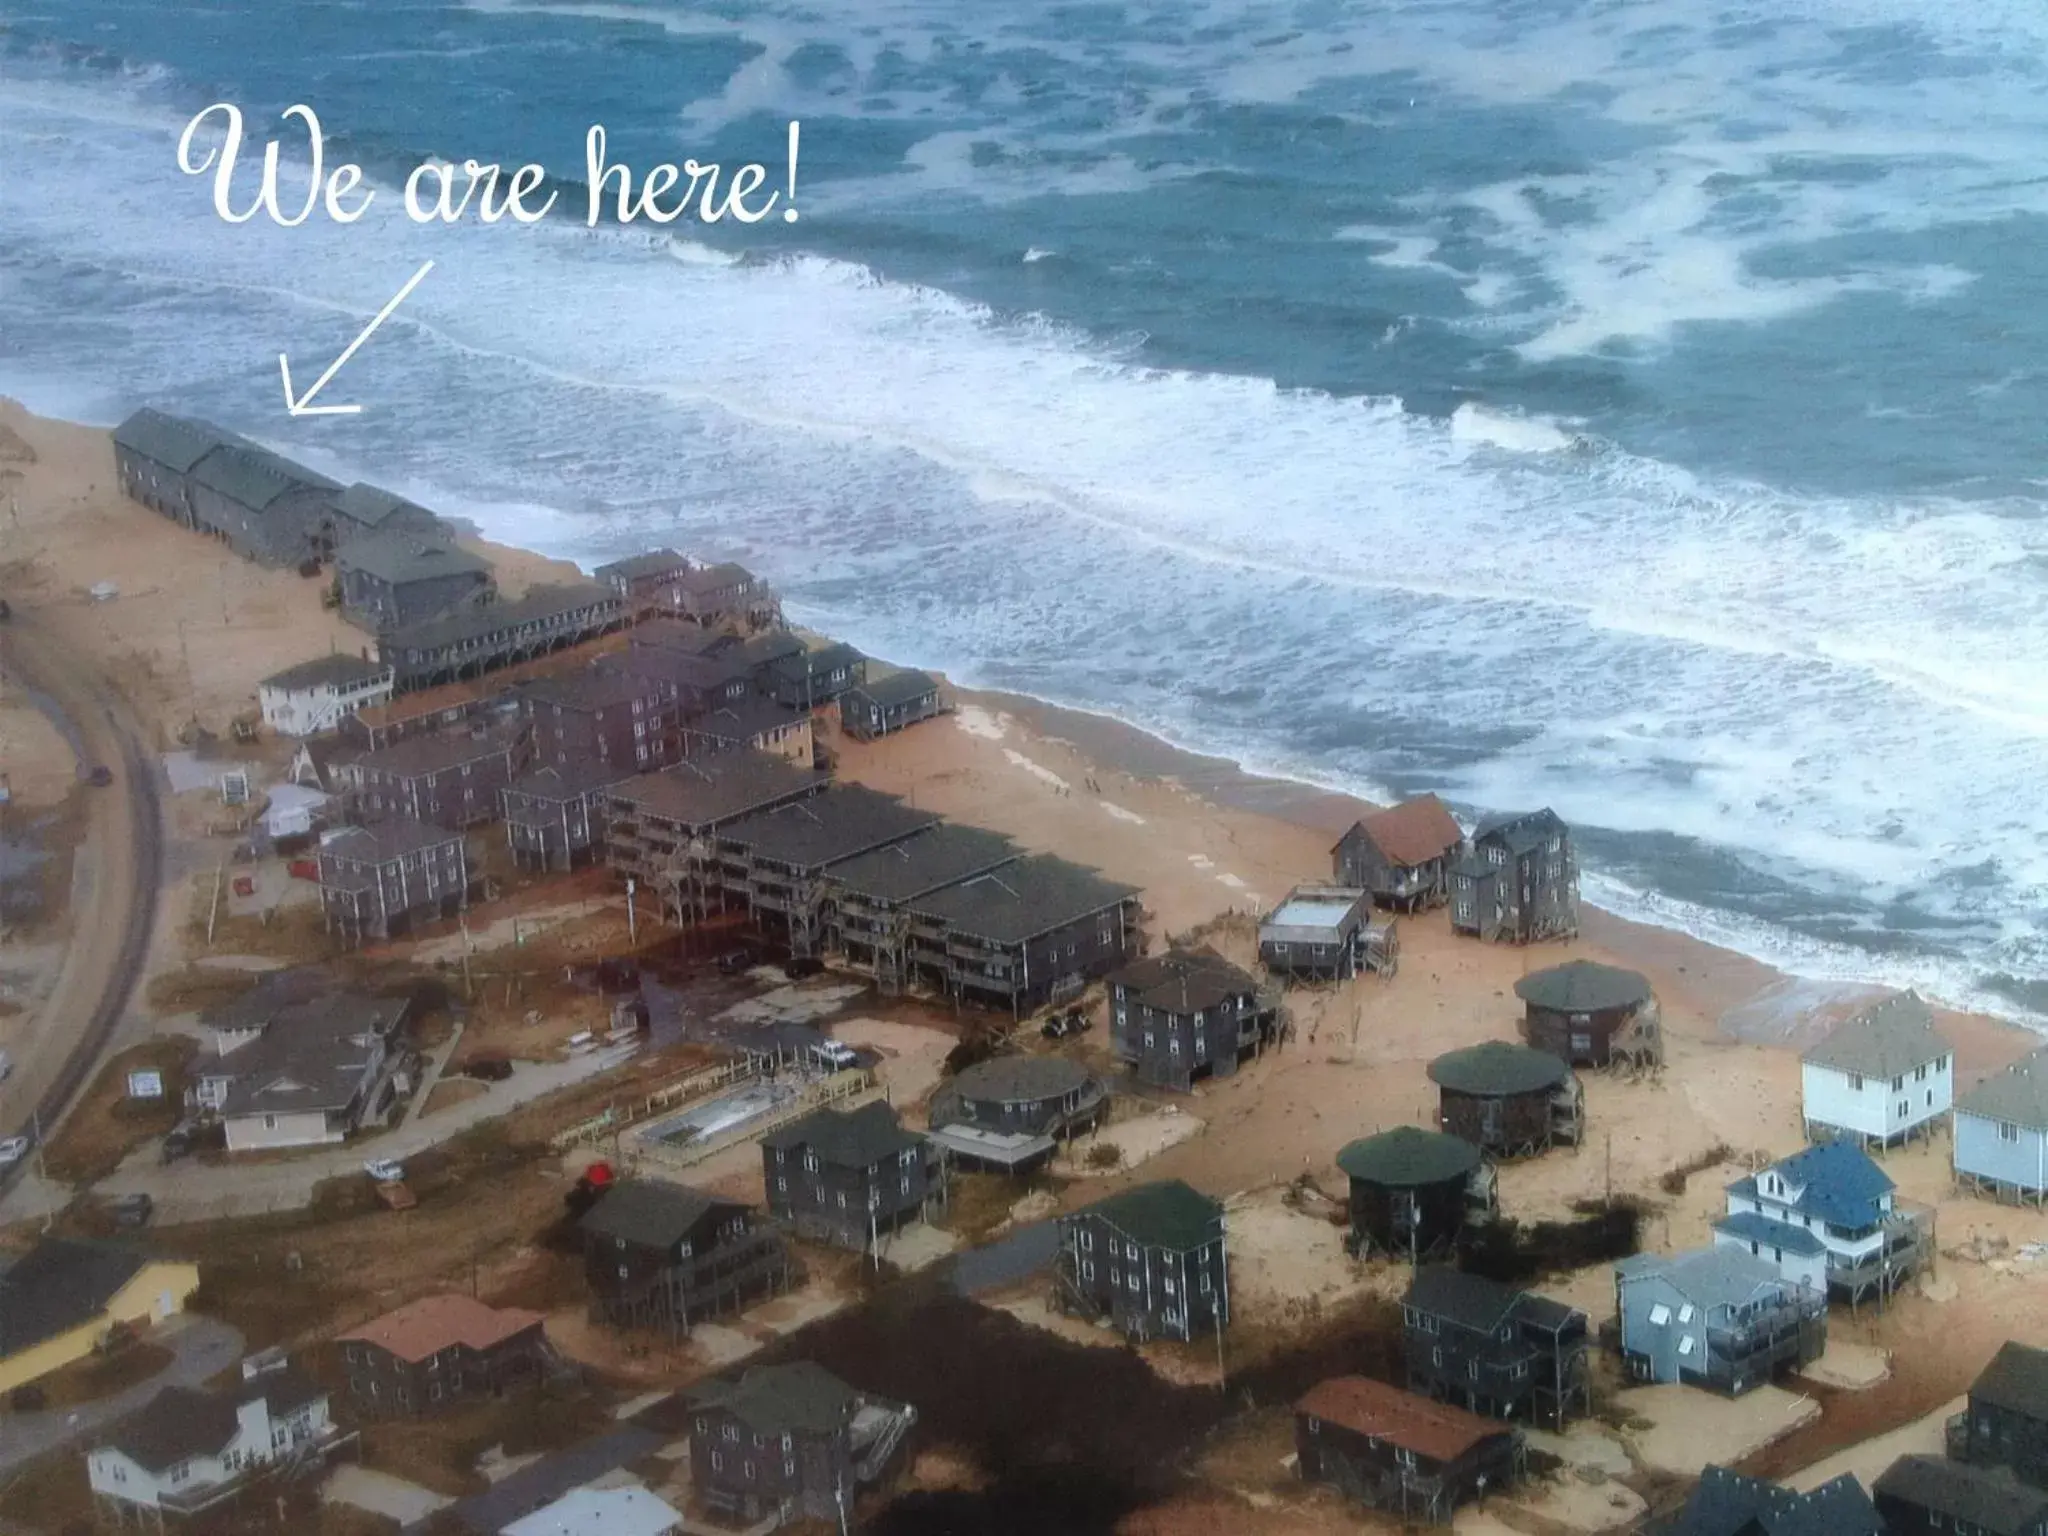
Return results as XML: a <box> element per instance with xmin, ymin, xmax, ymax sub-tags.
<box><xmin>1713</xmin><ymin>1140</ymin><xmax>1930</xmax><ymax>1309</ymax></box>
<box><xmin>1955</xmin><ymin>1046</ymin><xmax>2048</xmax><ymax>1204</ymax></box>
<box><xmin>1612</xmin><ymin>1247</ymin><xmax>1826</xmax><ymax>1396</ymax></box>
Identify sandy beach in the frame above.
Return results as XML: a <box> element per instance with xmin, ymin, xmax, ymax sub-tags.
<box><xmin>7</xmin><ymin>396</ymin><xmax>2048</xmax><ymax>1513</ymax></box>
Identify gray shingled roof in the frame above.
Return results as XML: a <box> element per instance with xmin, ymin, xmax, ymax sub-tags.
<box><xmin>1514</xmin><ymin>960</ymin><xmax>1652</xmax><ymax>1014</ymax></box>
<box><xmin>1428</xmin><ymin>1040</ymin><xmax>1572</xmax><ymax>1097</ymax></box>
<box><xmin>760</xmin><ymin>1100</ymin><xmax>921</xmax><ymax>1168</ymax></box>
<box><xmin>849</xmin><ymin>669</ymin><xmax>940</xmax><ymax>710</ymax></box>
<box><xmin>1073</xmin><ymin>1179</ymin><xmax>1224</xmax><ymax>1252</ymax></box>
<box><xmin>948</xmin><ymin>1055</ymin><xmax>1097</xmax><ymax>1105</ymax></box>
<box><xmin>908</xmin><ymin>854</ymin><xmax>1137</xmax><ymax>945</ymax></box>
<box><xmin>353</xmin><ymin>724</ymin><xmax>520</xmax><ymax>779</ymax></box>
<box><xmin>608</xmin><ymin>754</ymin><xmax>823</xmax><ymax>832</ymax></box>
<box><xmin>1971</xmin><ymin>1342</ymin><xmax>2048</xmax><ymax>1420</ymax></box>
<box><xmin>686</xmin><ymin>697</ymin><xmax>809</xmax><ymax>743</ymax></box>
<box><xmin>190</xmin><ymin>442</ymin><xmax>338</xmax><ymax>510</ymax></box>
<box><xmin>504</xmin><ymin>760</ymin><xmax>631</xmax><ymax>804</ymax></box>
<box><xmin>1110</xmin><ymin>947</ymin><xmax>1261</xmax><ymax>1018</ymax></box>
<box><xmin>1473</xmin><ymin>808</ymin><xmax>1568</xmax><ymax>855</ymax></box>
<box><xmin>596</xmin><ymin>549</ymin><xmax>690</xmax><ymax>583</ymax></box>
<box><xmin>321</xmin><ymin>817</ymin><xmax>465</xmax><ymax>863</ymax></box>
<box><xmin>102</xmin><ymin>1369</ymin><xmax>326</xmax><ymax>1473</ymax></box>
<box><xmin>676</xmin><ymin>562</ymin><xmax>757</xmax><ymax>595</ymax></box>
<box><xmin>717</xmin><ymin>786</ymin><xmax>937</xmax><ymax>872</ymax></box>
<box><xmin>339</xmin><ymin>531</ymin><xmax>491</xmax><ymax>586</ymax></box>
<box><xmin>214</xmin><ymin>994</ymin><xmax>407</xmax><ymax>1118</ymax></box>
<box><xmin>1875</xmin><ymin>1455</ymin><xmax>2048</xmax><ymax>1536</ymax></box>
<box><xmin>1616</xmin><ymin>1246</ymin><xmax>1784</xmax><ymax>1310</ymax></box>
<box><xmin>578</xmin><ymin>1181</ymin><xmax>741</xmax><ymax>1250</ymax></box>
<box><xmin>112</xmin><ymin>407</ymin><xmax>234</xmax><ymax>473</ymax></box>
<box><xmin>1674</xmin><ymin>1465</ymin><xmax>1883</xmax><ymax>1536</ymax></box>
<box><xmin>1802</xmin><ymin>992</ymin><xmax>1945</xmax><ymax>1078</ymax></box>
<box><xmin>824</xmin><ymin>824</ymin><xmax>1018</xmax><ymax>906</ymax></box>
<box><xmin>1405</xmin><ymin>1265</ymin><xmax>1521</xmax><ymax>1333</ymax></box>
<box><xmin>329</xmin><ymin>482</ymin><xmax>439</xmax><ymax>531</ymax></box>
<box><xmin>687</xmin><ymin>1361</ymin><xmax>857</xmax><ymax>1437</ymax></box>
<box><xmin>383</xmin><ymin>583</ymin><xmax>613</xmax><ymax>655</ymax></box>
<box><xmin>1336</xmin><ymin>1126</ymin><xmax>1482</xmax><ymax>1187</ymax></box>
<box><xmin>1957</xmin><ymin>1046</ymin><xmax>2048</xmax><ymax>1133</ymax></box>
<box><xmin>0</xmin><ymin>1239</ymin><xmax>150</xmax><ymax>1357</ymax></box>
<box><xmin>260</xmin><ymin>654</ymin><xmax>388</xmax><ymax>692</ymax></box>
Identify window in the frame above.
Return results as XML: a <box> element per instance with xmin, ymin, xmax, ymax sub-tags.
<box><xmin>712</xmin><ymin>1451</ymin><xmax>724</xmax><ymax>1471</ymax></box>
<box><xmin>1849</xmin><ymin>1073</ymin><xmax>1865</xmax><ymax>1091</ymax></box>
<box><xmin>1677</xmin><ymin>1305</ymin><xmax>1694</xmax><ymax>1324</ymax></box>
<box><xmin>784</xmin><ymin>1456</ymin><xmax>796</xmax><ymax>1477</ymax></box>
<box><xmin>1678</xmin><ymin>1336</ymin><xmax>1696</xmax><ymax>1356</ymax></box>
<box><xmin>1080</xmin><ymin>1231</ymin><xmax>1093</xmax><ymax>1252</ymax></box>
<box><xmin>724</xmin><ymin>1425</ymin><xmax>741</xmax><ymax>1441</ymax></box>
<box><xmin>1396</xmin><ymin>1448</ymin><xmax>1417</xmax><ymax>1469</ymax></box>
<box><xmin>618</xmin><ymin>1265</ymin><xmax>629</xmax><ymax>1279</ymax></box>
<box><xmin>1648</xmin><ymin>1304</ymin><xmax>1671</xmax><ymax>1327</ymax></box>
<box><xmin>1083</xmin><ymin>1260</ymin><xmax>1095</xmax><ymax>1281</ymax></box>
<box><xmin>1468</xmin><ymin>1360</ymin><xmax>1480</xmax><ymax>1380</ymax></box>
<box><xmin>777</xmin><ymin>1176</ymin><xmax>788</xmax><ymax>1191</ymax></box>
<box><xmin>1127</xmin><ymin>1272</ymin><xmax>1140</xmax><ymax>1292</ymax></box>
<box><xmin>695</xmin><ymin>1417</ymin><xmax>707</xmax><ymax>1433</ymax></box>
<box><xmin>1431</xmin><ymin>1347</ymin><xmax>1443</xmax><ymax>1366</ymax></box>
<box><xmin>2002</xmin><ymin>1121</ymin><xmax>2021</xmax><ymax>1143</ymax></box>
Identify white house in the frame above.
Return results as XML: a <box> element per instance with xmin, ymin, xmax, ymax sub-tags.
<box><xmin>194</xmin><ymin>992</ymin><xmax>414</xmax><ymax>1152</ymax></box>
<box><xmin>1954</xmin><ymin>1045</ymin><xmax>2048</xmax><ymax>1203</ymax></box>
<box><xmin>257</xmin><ymin>653</ymin><xmax>393</xmax><ymax>737</ymax></box>
<box><xmin>88</xmin><ymin>1358</ymin><xmax>334</xmax><ymax>1521</ymax></box>
<box><xmin>1800</xmin><ymin>991</ymin><xmax>1951</xmax><ymax>1148</ymax></box>
<box><xmin>501</xmin><ymin>1487</ymin><xmax>683</xmax><ymax>1536</ymax></box>
<box><xmin>1713</xmin><ymin>1140</ymin><xmax>1928</xmax><ymax>1306</ymax></box>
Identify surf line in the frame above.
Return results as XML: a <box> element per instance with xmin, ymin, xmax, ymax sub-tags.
<box><xmin>175</xmin><ymin>104</ymin><xmax>802</xmax><ymax>229</ymax></box>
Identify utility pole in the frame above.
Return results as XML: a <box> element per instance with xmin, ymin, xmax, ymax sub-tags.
<box><xmin>1604</xmin><ymin>1131</ymin><xmax>1613</xmax><ymax>1208</ymax></box>
<box><xmin>626</xmin><ymin>878</ymin><xmax>638</xmax><ymax>945</ymax></box>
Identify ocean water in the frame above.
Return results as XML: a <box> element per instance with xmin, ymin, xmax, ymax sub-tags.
<box><xmin>2</xmin><ymin>0</ymin><xmax>2046</xmax><ymax>1014</ymax></box>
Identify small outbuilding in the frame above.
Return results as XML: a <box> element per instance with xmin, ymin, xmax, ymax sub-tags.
<box><xmin>925</xmin><ymin>1055</ymin><xmax>1107</xmax><ymax>1172</ymax></box>
<box><xmin>1428</xmin><ymin>1041</ymin><xmax>1582</xmax><ymax>1157</ymax></box>
<box><xmin>1513</xmin><ymin>960</ymin><xmax>1661</xmax><ymax>1069</ymax></box>
<box><xmin>1336</xmin><ymin>1126</ymin><xmax>1495</xmax><ymax>1260</ymax></box>
<box><xmin>1260</xmin><ymin>885</ymin><xmax>1391</xmax><ymax>981</ymax></box>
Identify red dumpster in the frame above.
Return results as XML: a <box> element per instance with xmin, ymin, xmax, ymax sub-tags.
<box><xmin>232</xmin><ymin>875</ymin><xmax>256</xmax><ymax>897</ymax></box>
<box><xmin>288</xmin><ymin>859</ymin><xmax>318</xmax><ymax>881</ymax></box>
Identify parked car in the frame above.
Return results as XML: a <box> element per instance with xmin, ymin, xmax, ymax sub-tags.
<box><xmin>715</xmin><ymin>949</ymin><xmax>756</xmax><ymax>976</ymax></box>
<box><xmin>1042</xmin><ymin>1008</ymin><xmax>1092</xmax><ymax>1039</ymax></box>
<box><xmin>363</xmin><ymin>1158</ymin><xmax>406</xmax><ymax>1183</ymax></box>
<box><xmin>812</xmin><ymin>1039</ymin><xmax>859</xmax><ymax>1071</ymax></box>
<box><xmin>110</xmin><ymin>1193</ymin><xmax>154</xmax><ymax>1229</ymax></box>
<box><xmin>0</xmin><ymin>1135</ymin><xmax>31</xmax><ymax>1169</ymax></box>
<box><xmin>160</xmin><ymin>1128</ymin><xmax>193</xmax><ymax>1164</ymax></box>
<box><xmin>783</xmin><ymin>956</ymin><xmax>825</xmax><ymax>980</ymax></box>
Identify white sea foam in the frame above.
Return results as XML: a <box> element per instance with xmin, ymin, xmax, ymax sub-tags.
<box><xmin>1003</xmin><ymin>750</ymin><xmax>1069</xmax><ymax>791</ymax></box>
<box><xmin>1448</xmin><ymin>403</ymin><xmax>1577</xmax><ymax>455</ymax></box>
<box><xmin>954</xmin><ymin>706</ymin><xmax>1009</xmax><ymax>741</ymax></box>
<box><xmin>1023</xmin><ymin>247</ymin><xmax>1055</xmax><ymax>264</ymax></box>
<box><xmin>1101</xmin><ymin>802</ymin><xmax>1145</xmax><ymax>825</ymax></box>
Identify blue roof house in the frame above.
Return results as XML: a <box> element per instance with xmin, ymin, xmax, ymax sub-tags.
<box><xmin>1714</xmin><ymin>1142</ymin><xmax>1931</xmax><ymax>1309</ymax></box>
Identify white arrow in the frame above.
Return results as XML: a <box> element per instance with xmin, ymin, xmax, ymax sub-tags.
<box><xmin>278</xmin><ymin>260</ymin><xmax>435</xmax><ymax>418</ymax></box>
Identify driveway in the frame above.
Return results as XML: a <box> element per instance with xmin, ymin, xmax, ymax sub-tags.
<box><xmin>88</xmin><ymin>1043</ymin><xmax>641</xmax><ymax>1224</ymax></box>
<box><xmin>0</xmin><ymin>1314</ymin><xmax>244</xmax><ymax>1475</ymax></box>
<box><xmin>947</xmin><ymin>1220</ymin><xmax>1058</xmax><ymax>1295</ymax></box>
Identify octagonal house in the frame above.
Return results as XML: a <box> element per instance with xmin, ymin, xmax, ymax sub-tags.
<box><xmin>1513</xmin><ymin>960</ymin><xmax>1661</xmax><ymax>1070</ymax></box>
<box><xmin>1428</xmin><ymin>1041</ymin><xmax>1583</xmax><ymax>1159</ymax></box>
<box><xmin>1337</xmin><ymin>1126</ymin><xmax>1497</xmax><ymax>1260</ymax></box>
<box><xmin>925</xmin><ymin>1055</ymin><xmax>1109</xmax><ymax>1174</ymax></box>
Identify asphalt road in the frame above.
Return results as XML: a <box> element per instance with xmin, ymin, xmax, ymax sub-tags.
<box><xmin>0</xmin><ymin>1316</ymin><xmax>244</xmax><ymax>1475</ymax></box>
<box><xmin>0</xmin><ymin>610</ymin><xmax>164</xmax><ymax>1193</ymax></box>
